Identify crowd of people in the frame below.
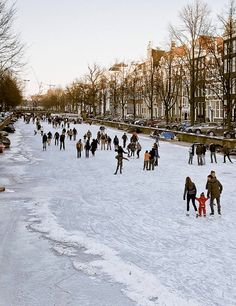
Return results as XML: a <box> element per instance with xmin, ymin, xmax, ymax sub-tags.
<box><xmin>188</xmin><ymin>142</ymin><xmax>233</xmax><ymax>165</ymax></box>
<box><xmin>21</xmin><ymin>113</ymin><xmax>234</xmax><ymax>218</ymax></box>
<box><xmin>31</xmin><ymin>114</ymin><xmax>161</xmax><ymax>176</ymax></box>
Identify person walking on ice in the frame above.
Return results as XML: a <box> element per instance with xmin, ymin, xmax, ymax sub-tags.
<box><xmin>114</xmin><ymin>154</ymin><xmax>129</xmax><ymax>175</ymax></box>
<box><xmin>222</xmin><ymin>145</ymin><xmax>233</xmax><ymax>163</ymax></box>
<box><xmin>136</xmin><ymin>141</ymin><xmax>142</xmax><ymax>158</ymax></box>
<box><xmin>195</xmin><ymin>192</ymin><xmax>209</xmax><ymax>217</ymax></box>
<box><xmin>207</xmin><ymin>174</ymin><xmax>223</xmax><ymax>215</ymax></box>
<box><xmin>143</xmin><ymin>150</ymin><xmax>150</xmax><ymax>170</ymax></box>
<box><xmin>122</xmin><ymin>132</ymin><xmax>128</xmax><ymax>148</ymax></box>
<box><xmin>76</xmin><ymin>139</ymin><xmax>83</xmax><ymax>158</ymax></box>
<box><xmin>42</xmin><ymin>133</ymin><xmax>47</xmax><ymax>151</ymax></box>
<box><xmin>183</xmin><ymin>177</ymin><xmax>198</xmax><ymax>217</ymax></box>
<box><xmin>209</xmin><ymin>143</ymin><xmax>217</xmax><ymax>163</ymax></box>
<box><xmin>188</xmin><ymin>144</ymin><xmax>194</xmax><ymax>164</ymax></box>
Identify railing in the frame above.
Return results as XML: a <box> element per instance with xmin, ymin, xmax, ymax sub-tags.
<box><xmin>92</xmin><ymin>119</ymin><xmax>236</xmax><ymax>149</ymax></box>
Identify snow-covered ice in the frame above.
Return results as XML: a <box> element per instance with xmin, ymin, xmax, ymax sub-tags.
<box><xmin>0</xmin><ymin>118</ymin><xmax>236</xmax><ymax>306</ymax></box>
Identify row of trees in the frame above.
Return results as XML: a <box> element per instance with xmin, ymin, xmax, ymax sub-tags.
<box><xmin>36</xmin><ymin>0</ymin><xmax>236</xmax><ymax>129</ymax></box>
<box><xmin>0</xmin><ymin>0</ymin><xmax>24</xmax><ymax>111</ymax></box>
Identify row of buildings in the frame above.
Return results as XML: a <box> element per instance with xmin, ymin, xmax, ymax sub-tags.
<box><xmin>104</xmin><ymin>32</ymin><xmax>236</xmax><ymax>125</ymax></box>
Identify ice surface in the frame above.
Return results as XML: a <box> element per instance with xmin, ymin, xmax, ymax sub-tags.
<box><xmin>0</xmin><ymin>118</ymin><xmax>235</xmax><ymax>306</ymax></box>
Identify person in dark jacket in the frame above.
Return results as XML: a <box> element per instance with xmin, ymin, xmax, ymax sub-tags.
<box><xmin>73</xmin><ymin>127</ymin><xmax>77</xmax><ymax>141</ymax></box>
<box><xmin>183</xmin><ymin>177</ymin><xmax>198</xmax><ymax>217</ymax></box>
<box><xmin>113</xmin><ymin>135</ymin><xmax>119</xmax><ymax>150</ymax></box>
<box><xmin>209</xmin><ymin>143</ymin><xmax>217</xmax><ymax>163</ymax></box>
<box><xmin>90</xmin><ymin>139</ymin><xmax>98</xmax><ymax>156</ymax></box>
<box><xmin>60</xmin><ymin>133</ymin><xmax>65</xmax><ymax>150</ymax></box>
<box><xmin>222</xmin><ymin>145</ymin><xmax>233</xmax><ymax>163</ymax></box>
<box><xmin>107</xmin><ymin>136</ymin><xmax>112</xmax><ymax>150</ymax></box>
<box><xmin>148</xmin><ymin>148</ymin><xmax>155</xmax><ymax>170</ymax></box>
<box><xmin>54</xmin><ymin>131</ymin><xmax>60</xmax><ymax>146</ymax></box>
<box><xmin>122</xmin><ymin>133</ymin><xmax>128</xmax><ymax>148</ymax></box>
<box><xmin>129</xmin><ymin>142</ymin><xmax>136</xmax><ymax>157</ymax></box>
<box><xmin>136</xmin><ymin>142</ymin><xmax>142</xmax><ymax>159</ymax></box>
<box><xmin>207</xmin><ymin>175</ymin><xmax>223</xmax><ymax>215</ymax></box>
<box><xmin>84</xmin><ymin>140</ymin><xmax>91</xmax><ymax>158</ymax></box>
<box><xmin>47</xmin><ymin>131</ymin><xmax>52</xmax><ymax>145</ymax></box>
<box><xmin>42</xmin><ymin>133</ymin><xmax>47</xmax><ymax>151</ymax></box>
<box><xmin>196</xmin><ymin>144</ymin><xmax>203</xmax><ymax>166</ymax></box>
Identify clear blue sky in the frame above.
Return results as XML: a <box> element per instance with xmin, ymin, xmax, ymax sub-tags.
<box><xmin>12</xmin><ymin>0</ymin><xmax>226</xmax><ymax>96</ymax></box>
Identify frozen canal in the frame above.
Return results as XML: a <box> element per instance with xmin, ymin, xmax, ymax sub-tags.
<box><xmin>0</xmin><ymin>118</ymin><xmax>236</xmax><ymax>306</ymax></box>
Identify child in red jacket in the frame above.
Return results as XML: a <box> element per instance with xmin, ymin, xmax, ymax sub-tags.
<box><xmin>196</xmin><ymin>192</ymin><xmax>209</xmax><ymax>217</ymax></box>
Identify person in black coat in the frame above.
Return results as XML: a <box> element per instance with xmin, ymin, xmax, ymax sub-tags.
<box><xmin>54</xmin><ymin>132</ymin><xmax>60</xmax><ymax>146</ymax></box>
<box><xmin>90</xmin><ymin>139</ymin><xmax>98</xmax><ymax>156</ymax></box>
<box><xmin>183</xmin><ymin>177</ymin><xmax>198</xmax><ymax>217</ymax></box>
<box><xmin>148</xmin><ymin>148</ymin><xmax>155</xmax><ymax>170</ymax></box>
<box><xmin>84</xmin><ymin>140</ymin><xmax>91</xmax><ymax>158</ymax></box>
<box><xmin>60</xmin><ymin>133</ymin><xmax>65</xmax><ymax>150</ymax></box>
<box><xmin>209</xmin><ymin>143</ymin><xmax>217</xmax><ymax>163</ymax></box>
<box><xmin>42</xmin><ymin>133</ymin><xmax>47</xmax><ymax>151</ymax></box>
<box><xmin>122</xmin><ymin>133</ymin><xmax>128</xmax><ymax>148</ymax></box>
<box><xmin>113</xmin><ymin>136</ymin><xmax>119</xmax><ymax>150</ymax></box>
<box><xmin>222</xmin><ymin>145</ymin><xmax>233</xmax><ymax>163</ymax></box>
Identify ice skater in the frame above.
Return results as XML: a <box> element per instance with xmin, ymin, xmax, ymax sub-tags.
<box><xmin>183</xmin><ymin>177</ymin><xmax>198</xmax><ymax>217</ymax></box>
<box><xmin>114</xmin><ymin>154</ymin><xmax>129</xmax><ymax>175</ymax></box>
<box><xmin>196</xmin><ymin>192</ymin><xmax>209</xmax><ymax>217</ymax></box>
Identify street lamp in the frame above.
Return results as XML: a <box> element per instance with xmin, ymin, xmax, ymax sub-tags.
<box><xmin>23</xmin><ymin>79</ymin><xmax>30</xmax><ymax>109</ymax></box>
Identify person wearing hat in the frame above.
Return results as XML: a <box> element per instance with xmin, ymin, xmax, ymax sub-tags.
<box><xmin>196</xmin><ymin>192</ymin><xmax>209</xmax><ymax>217</ymax></box>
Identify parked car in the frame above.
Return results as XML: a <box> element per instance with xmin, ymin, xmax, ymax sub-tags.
<box><xmin>134</xmin><ymin>119</ymin><xmax>148</xmax><ymax>126</ymax></box>
<box><xmin>177</xmin><ymin>121</ymin><xmax>191</xmax><ymax>131</ymax></box>
<box><xmin>185</xmin><ymin>123</ymin><xmax>226</xmax><ymax>136</ymax></box>
<box><xmin>224</xmin><ymin>129</ymin><xmax>236</xmax><ymax>139</ymax></box>
<box><xmin>123</xmin><ymin>118</ymin><xmax>135</xmax><ymax>124</ymax></box>
<box><xmin>164</xmin><ymin>123</ymin><xmax>179</xmax><ymax>130</ymax></box>
<box><xmin>185</xmin><ymin>123</ymin><xmax>209</xmax><ymax>134</ymax></box>
<box><xmin>146</xmin><ymin>119</ymin><xmax>162</xmax><ymax>127</ymax></box>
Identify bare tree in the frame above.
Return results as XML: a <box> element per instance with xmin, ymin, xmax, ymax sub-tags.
<box><xmin>218</xmin><ymin>0</ymin><xmax>236</xmax><ymax>128</ymax></box>
<box><xmin>98</xmin><ymin>74</ymin><xmax>108</xmax><ymax>115</ymax></box>
<box><xmin>85</xmin><ymin>64</ymin><xmax>103</xmax><ymax>116</ymax></box>
<box><xmin>108</xmin><ymin>70</ymin><xmax>119</xmax><ymax>116</ymax></box>
<box><xmin>156</xmin><ymin>47</ymin><xmax>182</xmax><ymax>123</ymax></box>
<box><xmin>126</xmin><ymin>64</ymin><xmax>142</xmax><ymax>120</ymax></box>
<box><xmin>170</xmin><ymin>0</ymin><xmax>213</xmax><ymax>124</ymax></box>
<box><xmin>141</xmin><ymin>60</ymin><xmax>157</xmax><ymax>120</ymax></box>
<box><xmin>0</xmin><ymin>0</ymin><xmax>24</xmax><ymax>76</ymax></box>
<box><xmin>66</xmin><ymin>79</ymin><xmax>91</xmax><ymax>115</ymax></box>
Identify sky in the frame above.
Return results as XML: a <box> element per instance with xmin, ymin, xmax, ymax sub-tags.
<box><xmin>11</xmin><ymin>0</ymin><xmax>227</xmax><ymax>97</ymax></box>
